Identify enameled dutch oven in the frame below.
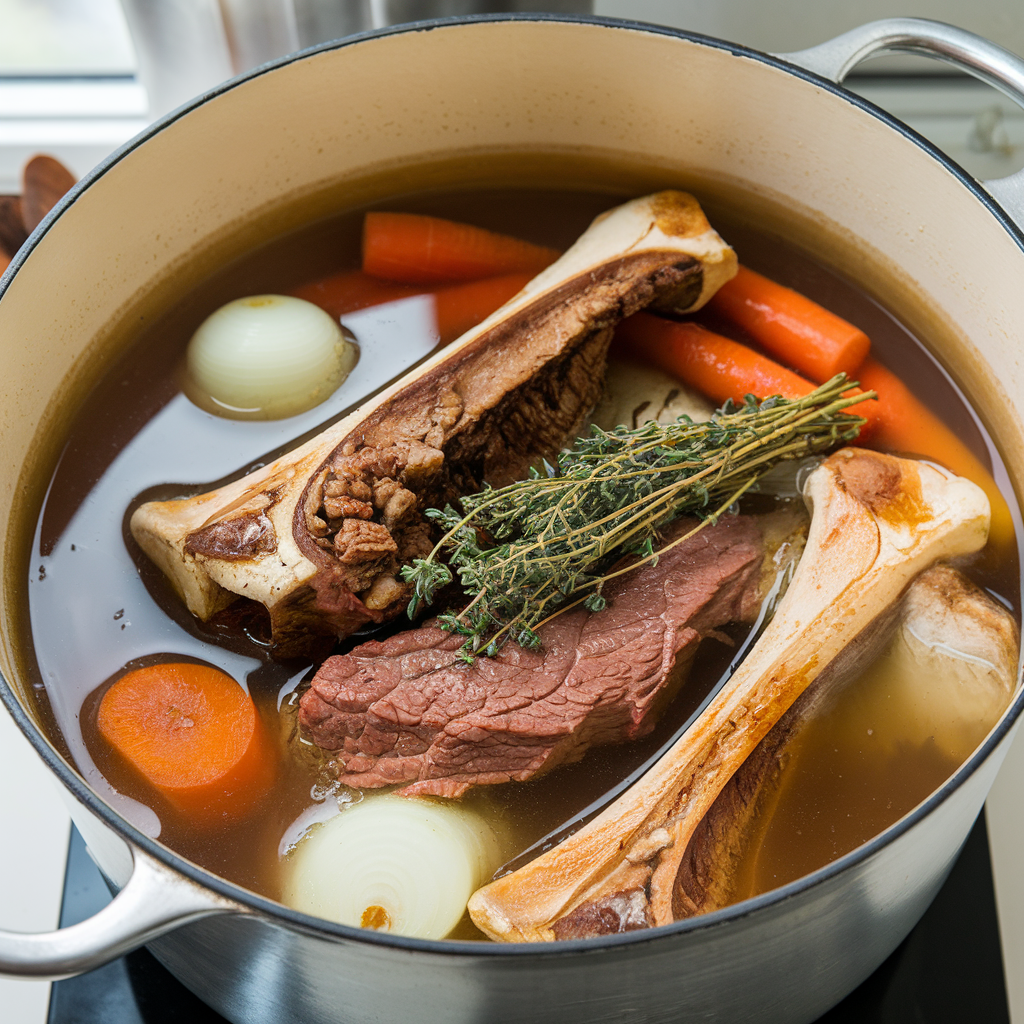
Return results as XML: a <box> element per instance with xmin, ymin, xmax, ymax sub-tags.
<box><xmin>2</xmin><ymin>15</ymin><xmax>1024</xmax><ymax>1024</ymax></box>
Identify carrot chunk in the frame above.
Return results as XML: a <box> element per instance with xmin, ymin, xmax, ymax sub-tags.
<box><xmin>293</xmin><ymin>269</ymin><xmax>530</xmax><ymax>348</ymax></box>
<box><xmin>615</xmin><ymin>313</ymin><xmax>877</xmax><ymax>434</ymax></box>
<box><xmin>363</xmin><ymin>212</ymin><xmax>560</xmax><ymax>285</ymax></box>
<box><xmin>855</xmin><ymin>358</ymin><xmax>1012</xmax><ymax>547</ymax></box>
<box><xmin>291</xmin><ymin>269</ymin><xmax>425</xmax><ymax>319</ymax></box>
<box><xmin>617</xmin><ymin>313</ymin><xmax>1010</xmax><ymax>549</ymax></box>
<box><xmin>617</xmin><ymin>314</ymin><xmax>811</xmax><ymax>404</ymax></box>
<box><xmin>97</xmin><ymin>663</ymin><xmax>274</xmax><ymax>827</ymax></box>
<box><xmin>707</xmin><ymin>265</ymin><xmax>871</xmax><ymax>382</ymax></box>
<box><xmin>433</xmin><ymin>272</ymin><xmax>532</xmax><ymax>345</ymax></box>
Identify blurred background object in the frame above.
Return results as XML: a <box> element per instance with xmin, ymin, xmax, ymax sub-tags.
<box><xmin>0</xmin><ymin>1</ymin><xmax>1022</xmax><ymax>201</ymax></box>
<box><xmin>119</xmin><ymin>0</ymin><xmax>594</xmax><ymax>119</ymax></box>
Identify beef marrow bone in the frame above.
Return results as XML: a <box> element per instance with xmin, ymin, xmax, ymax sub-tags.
<box><xmin>670</xmin><ymin>562</ymin><xmax>1018</xmax><ymax>927</ymax></box>
<box><xmin>130</xmin><ymin>192</ymin><xmax>737</xmax><ymax>655</ymax></box>
<box><xmin>467</xmin><ymin>449</ymin><xmax>991</xmax><ymax>942</ymax></box>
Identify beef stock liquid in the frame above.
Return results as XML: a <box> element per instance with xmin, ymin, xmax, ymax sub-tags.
<box><xmin>22</xmin><ymin>181</ymin><xmax>1022</xmax><ymax>937</ymax></box>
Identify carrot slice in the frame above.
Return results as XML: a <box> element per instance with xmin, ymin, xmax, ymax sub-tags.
<box><xmin>363</xmin><ymin>212</ymin><xmax>560</xmax><ymax>285</ymax></box>
<box><xmin>97</xmin><ymin>663</ymin><xmax>274</xmax><ymax>827</ymax></box>
<box><xmin>291</xmin><ymin>269</ymin><xmax>425</xmax><ymax>320</ymax></box>
<box><xmin>433</xmin><ymin>272</ymin><xmax>532</xmax><ymax>345</ymax></box>
<box><xmin>707</xmin><ymin>265</ymin><xmax>871</xmax><ymax>382</ymax></box>
<box><xmin>615</xmin><ymin>313</ymin><xmax>878</xmax><ymax>434</ymax></box>
<box><xmin>855</xmin><ymin>357</ymin><xmax>1012</xmax><ymax>548</ymax></box>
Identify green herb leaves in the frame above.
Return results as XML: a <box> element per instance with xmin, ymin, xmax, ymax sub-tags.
<box><xmin>403</xmin><ymin>374</ymin><xmax>872</xmax><ymax>660</ymax></box>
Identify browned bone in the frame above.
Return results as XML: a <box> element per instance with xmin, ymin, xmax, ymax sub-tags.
<box><xmin>467</xmin><ymin>449</ymin><xmax>991</xmax><ymax>942</ymax></box>
<box><xmin>669</xmin><ymin>562</ymin><xmax>1019</xmax><ymax>927</ymax></box>
<box><xmin>21</xmin><ymin>155</ymin><xmax>76</xmax><ymax>233</ymax></box>
<box><xmin>130</xmin><ymin>192</ymin><xmax>737</xmax><ymax>656</ymax></box>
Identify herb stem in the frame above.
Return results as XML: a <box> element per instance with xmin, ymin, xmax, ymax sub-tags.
<box><xmin>403</xmin><ymin>374</ymin><xmax>873</xmax><ymax>659</ymax></box>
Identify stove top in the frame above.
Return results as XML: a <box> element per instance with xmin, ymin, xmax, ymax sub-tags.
<box><xmin>46</xmin><ymin>814</ymin><xmax>1008</xmax><ymax>1024</ymax></box>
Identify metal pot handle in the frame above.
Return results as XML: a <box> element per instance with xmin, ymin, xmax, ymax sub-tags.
<box><xmin>0</xmin><ymin>843</ymin><xmax>238</xmax><ymax>979</ymax></box>
<box><xmin>775</xmin><ymin>17</ymin><xmax>1024</xmax><ymax>230</ymax></box>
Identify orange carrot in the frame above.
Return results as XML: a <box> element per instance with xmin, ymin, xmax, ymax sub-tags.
<box><xmin>293</xmin><ymin>269</ymin><xmax>530</xmax><ymax>347</ymax></box>
<box><xmin>97</xmin><ymin>663</ymin><xmax>274</xmax><ymax>827</ymax></box>
<box><xmin>433</xmin><ymin>272</ymin><xmax>532</xmax><ymax>345</ymax></box>
<box><xmin>291</xmin><ymin>269</ymin><xmax>425</xmax><ymax>319</ymax></box>
<box><xmin>708</xmin><ymin>265</ymin><xmax>871</xmax><ymax>382</ymax></box>
<box><xmin>363</xmin><ymin>212</ymin><xmax>560</xmax><ymax>285</ymax></box>
<box><xmin>856</xmin><ymin>358</ymin><xmax>1012</xmax><ymax>547</ymax></box>
<box><xmin>617</xmin><ymin>313</ymin><xmax>1010</xmax><ymax>547</ymax></box>
<box><xmin>615</xmin><ymin>313</ymin><xmax>878</xmax><ymax>434</ymax></box>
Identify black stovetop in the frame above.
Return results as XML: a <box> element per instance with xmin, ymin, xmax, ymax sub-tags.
<box><xmin>48</xmin><ymin>814</ymin><xmax>1009</xmax><ymax>1023</ymax></box>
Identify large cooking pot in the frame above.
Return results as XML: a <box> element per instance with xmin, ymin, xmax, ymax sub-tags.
<box><xmin>1</xmin><ymin>14</ymin><xmax>1023</xmax><ymax>1024</ymax></box>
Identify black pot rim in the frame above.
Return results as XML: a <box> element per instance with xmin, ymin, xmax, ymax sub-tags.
<box><xmin>2</xmin><ymin>10</ymin><xmax>1022</xmax><ymax>960</ymax></box>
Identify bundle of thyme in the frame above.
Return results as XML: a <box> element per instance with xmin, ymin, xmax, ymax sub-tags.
<box><xmin>402</xmin><ymin>374</ymin><xmax>872</xmax><ymax>661</ymax></box>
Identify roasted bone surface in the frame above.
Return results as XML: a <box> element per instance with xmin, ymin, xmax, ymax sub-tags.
<box><xmin>299</xmin><ymin>511</ymin><xmax>805</xmax><ymax>798</ymax></box>
<box><xmin>668</xmin><ymin>562</ymin><xmax>1019</xmax><ymax>928</ymax></box>
<box><xmin>130</xmin><ymin>192</ymin><xmax>737</xmax><ymax>656</ymax></box>
<box><xmin>467</xmin><ymin>449</ymin><xmax>991</xmax><ymax>942</ymax></box>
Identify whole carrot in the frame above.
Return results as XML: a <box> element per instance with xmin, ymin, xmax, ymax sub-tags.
<box><xmin>615</xmin><ymin>313</ymin><xmax>878</xmax><ymax>433</ymax></box>
<box><xmin>363</xmin><ymin>212</ymin><xmax>560</xmax><ymax>285</ymax></box>
<box><xmin>856</xmin><ymin>357</ymin><xmax>1012</xmax><ymax>548</ymax></box>
<box><xmin>97</xmin><ymin>663</ymin><xmax>275</xmax><ymax>827</ymax></box>
<box><xmin>708</xmin><ymin>265</ymin><xmax>871</xmax><ymax>382</ymax></box>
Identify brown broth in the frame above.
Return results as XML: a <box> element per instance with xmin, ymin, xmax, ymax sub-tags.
<box><xmin>24</xmin><ymin>183</ymin><xmax>1022</xmax><ymax>934</ymax></box>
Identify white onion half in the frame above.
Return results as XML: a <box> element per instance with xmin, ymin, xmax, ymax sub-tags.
<box><xmin>186</xmin><ymin>295</ymin><xmax>357</xmax><ymax>420</ymax></box>
<box><xmin>590</xmin><ymin>357</ymin><xmax>714</xmax><ymax>432</ymax></box>
<box><xmin>282</xmin><ymin>795</ymin><xmax>502</xmax><ymax>940</ymax></box>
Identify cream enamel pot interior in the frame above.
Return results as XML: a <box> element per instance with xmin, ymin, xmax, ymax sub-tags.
<box><xmin>2</xmin><ymin>15</ymin><xmax>1024</xmax><ymax>1024</ymax></box>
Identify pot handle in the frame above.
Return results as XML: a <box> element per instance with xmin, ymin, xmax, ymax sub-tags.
<box><xmin>0</xmin><ymin>842</ymin><xmax>239</xmax><ymax>979</ymax></box>
<box><xmin>775</xmin><ymin>17</ymin><xmax>1024</xmax><ymax>230</ymax></box>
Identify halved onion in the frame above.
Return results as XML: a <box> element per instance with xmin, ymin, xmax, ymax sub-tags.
<box><xmin>186</xmin><ymin>295</ymin><xmax>357</xmax><ymax>420</ymax></box>
<box><xmin>282</xmin><ymin>795</ymin><xmax>502</xmax><ymax>940</ymax></box>
<box><xmin>590</xmin><ymin>357</ymin><xmax>714</xmax><ymax>432</ymax></box>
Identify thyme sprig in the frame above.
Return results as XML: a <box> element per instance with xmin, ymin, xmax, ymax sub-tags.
<box><xmin>402</xmin><ymin>373</ymin><xmax>873</xmax><ymax>661</ymax></box>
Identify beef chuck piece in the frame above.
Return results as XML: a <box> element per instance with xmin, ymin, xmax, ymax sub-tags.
<box><xmin>299</xmin><ymin>514</ymin><xmax>781</xmax><ymax>797</ymax></box>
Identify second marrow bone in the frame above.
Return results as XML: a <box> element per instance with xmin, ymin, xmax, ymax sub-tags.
<box><xmin>467</xmin><ymin>449</ymin><xmax>991</xmax><ymax>942</ymax></box>
<box><xmin>672</xmin><ymin>563</ymin><xmax>1019</xmax><ymax>923</ymax></box>
<box><xmin>130</xmin><ymin>191</ymin><xmax>736</xmax><ymax>654</ymax></box>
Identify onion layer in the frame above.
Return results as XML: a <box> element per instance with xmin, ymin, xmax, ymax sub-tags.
<box><xmin>186</xmin><ymin>295</ymin><xmax>356</xmax><ymax>420</ymax></box>
<box><xmin>282</xmin><ymin>795</ymin><xmax>502</xmax><ymax>939</ymax></box>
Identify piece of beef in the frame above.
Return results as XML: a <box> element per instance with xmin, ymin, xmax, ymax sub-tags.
<box><xmin>299</xmin><ymin>514</ymin><xmax>775</xmax><ymax>797</ymax></box>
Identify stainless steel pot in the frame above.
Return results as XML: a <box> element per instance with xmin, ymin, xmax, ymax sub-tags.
<box><xmin>1</xmin><ymin>15</ymin><xmax>1023</xmax><ymax>1024</ymax></box>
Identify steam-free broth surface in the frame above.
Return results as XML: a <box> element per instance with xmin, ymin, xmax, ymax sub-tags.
<box><xmin>24</xmin><ymin>184</ymin><xmax>1021</xmax><ymax>934</ymax></box>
